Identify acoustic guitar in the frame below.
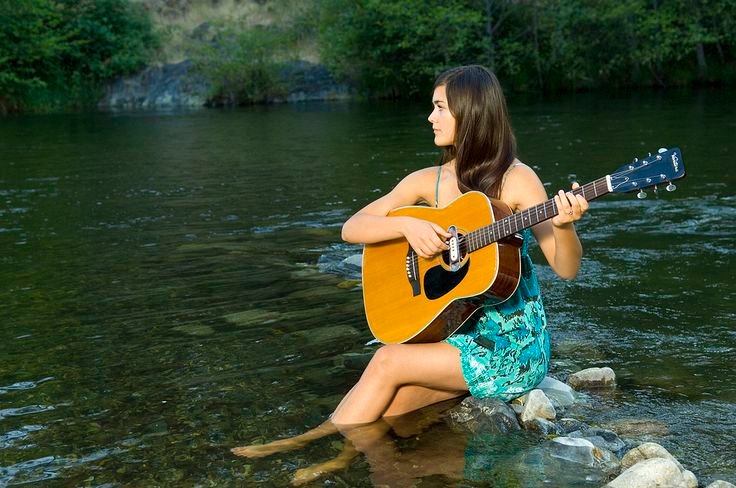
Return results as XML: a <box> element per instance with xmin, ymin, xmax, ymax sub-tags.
<box><xmin>361</xmin><ymin>147</ymin><xmax>686</xmax><ymax>344</ymax></box>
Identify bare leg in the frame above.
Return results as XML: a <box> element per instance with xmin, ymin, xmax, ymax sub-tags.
<box><xmin>232</xmin><ymin>342</ymin><xmax>467</xmax><ymax>458</ymax></box>
<box><xmin>231</xmin><ymin>420</ymin><xmax>338</xmax><ymax>458</ymax></box>
<box><xmin>291</xmin><ymin>440</ymin><xmax>359</xmax><ymax>486</ymax></box>
<box><xmin>330</xmin><ymin>342</ymin><xmax>467</xmax><ymax>425</ymax></box>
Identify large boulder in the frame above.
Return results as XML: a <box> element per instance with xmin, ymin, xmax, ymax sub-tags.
<box><xmin>606</xmin><ymin>457</ymin><xmax>697</xmax><ymax>488</ymax></box>
<box><xmin>99</xmin><ymin>60</ymin><xmax>210</xmax><ymax>109</ymax></box>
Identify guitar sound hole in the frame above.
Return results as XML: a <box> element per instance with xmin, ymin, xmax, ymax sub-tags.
<box><xmin>424</xmin><ymin>258</ymin><xmax>470</xmax><ymax>300</ymax></box>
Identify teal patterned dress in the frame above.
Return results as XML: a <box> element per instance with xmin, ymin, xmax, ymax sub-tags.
<box><xmin>444</xmin><ymin>227</ymin><xmax>550</xmax><ymax>401</ymax></box>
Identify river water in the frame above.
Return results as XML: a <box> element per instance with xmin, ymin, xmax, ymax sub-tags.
<box><xmin>1</xmin><ymin>89</ymin><xmax>734</xmax><ymax>486</ymax></box>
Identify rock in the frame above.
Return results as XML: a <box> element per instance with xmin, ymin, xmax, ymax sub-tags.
<box><xmin>558</xmin><ymin>417</ymin><xmax>589</xmax><ymax>434</ymax></box>
<box><xmin>446</xmin><ymin>397</ymin><xmax>520</xmax><ymax>434</ymax></box>
<box><xmin>334</xmin><ymin>352</ymin><xmax>373</xmax><ymax>371</ymax></box>
<box><xmin>277</xmin><ymin>60</ymin><xmax>352</xmax><ymax>103</ymax></box>
<box><xmin>567</xmin><ymin>367</ymin><xmax>616</xmax><ymax>389</ymax></box>
<box><xmin>519</xmin><ymin>389</ymin><xmax>556</xmax><ymax>423</ymax></box>
<box><xmin>536</xmin><ymin>376</ymin><xmax>576</xmax><ymax>408</ymax></box>
<box><xmin>223</xmin><ymin>309</ymin><xmax>281</xmax><ymax>326</ymax></box>
<box><xmin>606</xmin><ymin>457</ymin><xmax>697</xmax><ymax>488</ymax></box>
<box><xmin>171</xmin><ymin>324</ymin><xmax>215</xmax><ymax>336</ymax></box>
<box><xmin>706</xmin><ymin>481</ymin><xmax>736</xmax><ymax>488</ymax></box>
<box><xmin>601</xmin><ymin>418</ymin><xmax>670</xmax><ymax>438</ymax></box>
<box><xmin>509</xmin><ymin>436</ymin><xmax>619</xmax><ymax>486</ymax></box>
<box><xmin>548</xmin><ymin>437</ymin><xmax>619</xmax><ymax>470</ymax></box>
<box><xmin>523</xmin><ymin>417</ymin><xmax>561</xmax><ymax>435</ymax></box>
<box><xmin>567</xmin><ymin>427</ymin><xmax>626</xmax><ymax>454</ymax></box>
<box><xmin>336</xmin><ymin>279</ymin><xmax>361</xmax><ymax>290</ymax></box>
<box><xmin>287</xmin><ymin>325</ymin><xmax>361</xmax><ymax>346</ymax></box>
<box><xmin>620</xmin><ymin>442</ymin><xmax>683</xmax><ymax>471</ymax></box>
<box><xmin>287</xmin><ymin>285</ymin><xmax>347</xmax><ymax>300</ymax></box>
<box><xmin>99</xmin><ymin>60</ymin><xmax>209</xmax><ymax>109</ymax></box>
<box><xmin>341</xmin><ymin>254</ymin><xmax>363</xmax><ymax>269</ymax></box>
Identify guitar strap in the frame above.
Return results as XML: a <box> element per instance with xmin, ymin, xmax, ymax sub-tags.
<box><xmin>435</xmin><ymin>164</ymin><xmax>443</xmax><ymax>208</ymax></box>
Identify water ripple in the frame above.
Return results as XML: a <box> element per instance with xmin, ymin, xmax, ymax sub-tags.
<box><xmin>0</xmin><ymin>377</ymin><xmax>54</xmax><ymax>395</ymax></box>
<box><xmin>0</xmin><ymin>405</ymin><xmax>56</xmax><ymax>421</ymax></box>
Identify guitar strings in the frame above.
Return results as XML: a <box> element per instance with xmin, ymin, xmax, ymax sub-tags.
<box><xmin>406</xmin><ymin>178</ymin><xmax>610</xmax><ymax>267</ymax></box>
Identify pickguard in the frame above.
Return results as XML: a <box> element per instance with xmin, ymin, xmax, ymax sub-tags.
<box><xmin>423</xmin><ymin>259</ymin><xmax>470</xmax><ymax>300</ymax></box>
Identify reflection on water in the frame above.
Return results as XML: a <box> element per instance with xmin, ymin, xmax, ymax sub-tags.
<box><xmin>1</xmin><ymin>89</ymin><xmax>735</xmax><ymax>486</ymax></box>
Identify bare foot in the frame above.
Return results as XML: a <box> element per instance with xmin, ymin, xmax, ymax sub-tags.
<box><xmin>291</xmin><ymin>441</ymin><xmax>358</xmax><ymax>485</ymax></box>
<box><xmin>231</xmin><ymin>438</ymin><xmax>305</xmax><ymax>458</ymax></box>
<box><xmin>292</xmin><ymin>464</ymin><xmax>330</xmax><ymax>486</ymax></box>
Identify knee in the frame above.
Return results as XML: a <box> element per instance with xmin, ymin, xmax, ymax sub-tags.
<box><xmin>368</xmin><ymin>344</ymin><xmax>403</xmax><ymax>379</ymax></box>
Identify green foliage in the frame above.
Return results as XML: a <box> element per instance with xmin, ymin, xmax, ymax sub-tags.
<box><xmin>0</xmin><ymin>0</ymin><xmax>158</xmax><ymax>112</ymax></box>
<box><xmin>188</xmin><ymin>25</ymin><xmax>292</xmax><ymax>105</ymax></box>
<box><xmin>317</xmin><ymin>0</ymin><xmax>736</xmax><ymax>96</ymax></box>
<box><xmin>319</xmin><ymin>0</ymin><xmax>487</xmax><ymax>97</ymax></box>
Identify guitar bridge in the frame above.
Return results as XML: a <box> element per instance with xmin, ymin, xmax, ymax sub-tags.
<box><xmin>405</xmin><ymin>248</ymin><xmax>421</xmax><ymax>297</ymax></box>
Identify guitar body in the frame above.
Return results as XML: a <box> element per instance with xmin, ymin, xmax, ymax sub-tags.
<box><xmin>362</xmin><ymin>191</ymin><xmax>522</xmax><ymax>344</ymax></box>
<box><xmin>360</xmin><ymin>147</ymin><xmax>686</xmax><ymax>345</ymax></box>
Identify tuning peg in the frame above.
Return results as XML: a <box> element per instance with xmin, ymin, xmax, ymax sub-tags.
<box><xmin>653</xmin><ymin>185</ymin><xmax>659</xmax><ymax>194</ymax></box>
<box><xmin>637</xmin><ymin>189</ymin><xmax>647</xmax><ymax>199</ymax></box>
<box><xmin>666</xmin><ymin>182</ymin><xmax>677</xmax><ymax>192</ymax></box>
<box><xmin>658</xmin><ymin>147</ymin><xmax>667</xmax><ymax>153</ymax></box>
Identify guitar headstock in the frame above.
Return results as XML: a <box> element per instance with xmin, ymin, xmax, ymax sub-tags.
<box><xmin>609</xmin><ymin>147</ymin><xmax>685</xmax><ymax>197</ymax></box>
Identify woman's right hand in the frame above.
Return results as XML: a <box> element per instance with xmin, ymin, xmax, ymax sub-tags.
<box><xmin>399</xmin><ymin>217</ymin><xmax>451</xmax><ymax>259</ymax></box>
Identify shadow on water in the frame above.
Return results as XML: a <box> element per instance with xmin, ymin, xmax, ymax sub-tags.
<box><xmin>1</xmin><ymin>89</ymin><xmax>735</xmax><ymax>486</ymax></box>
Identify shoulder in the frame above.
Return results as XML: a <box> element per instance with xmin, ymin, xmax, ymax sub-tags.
<box><xmin>393</xmin><ymin>165</ymin><xmax>440</xmax><ymax>196</ymax></box>
<box><xmin>499</xmin><ymin>159</ymin><xmax>548</xmax><ymax>211</ymax></box>
<box><xmin>402</xmin><ymin>165</ymin><xmax>441</xmax><ymax>184</ymax></box>
<box><xmin>362</xmin><ymin>165</ymin><xmax>440</xmax><ymax>212</ymax></box>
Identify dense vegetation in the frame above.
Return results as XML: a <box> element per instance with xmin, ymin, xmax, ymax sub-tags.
<box><xmin>1</xmin><ymin>0</ymin><xmax>735</xmax><ymax>111</ymax></box>
<box><xmin>318</xmin><ymin>0</ymin><xmax>736</xmax><ymax>97</ymax></box>
<box><xmin>0</xmin><ymin>0</ymin><xmax>158</xmax><ymax>112</ymax></box>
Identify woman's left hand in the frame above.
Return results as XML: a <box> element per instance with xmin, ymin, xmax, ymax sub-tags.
<box><xmin>551</xmin><ymin>182</ymin><xmax>589</xmax><ymax>227</ymax></box>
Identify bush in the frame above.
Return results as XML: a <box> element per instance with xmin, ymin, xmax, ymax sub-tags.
<box><xmin>188</xmin><ymin>24</ymin><xmax>291</xmax><ymax>105</ymax></box>
<box><xmin>0</xmin><ymin>0</ymin><xmax>158</xmax><ymax>112</ymax></box>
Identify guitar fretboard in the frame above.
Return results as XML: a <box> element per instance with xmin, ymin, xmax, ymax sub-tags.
<box><xmin>463</xmin><ymin>177</ymin><xmax>610</xmax><ymax>252</ymax></box>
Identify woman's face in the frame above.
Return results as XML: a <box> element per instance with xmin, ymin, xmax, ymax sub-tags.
<box><xmin>428</xmin><ymin>85</ymin><xmax>456</xmax><ymax>147</ymax></box>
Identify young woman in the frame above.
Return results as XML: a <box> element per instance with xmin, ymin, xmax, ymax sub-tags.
<box><xmin>232</xmin><ymin>65</ymin><xmax>589</xmax><ymax>481</ymax></box>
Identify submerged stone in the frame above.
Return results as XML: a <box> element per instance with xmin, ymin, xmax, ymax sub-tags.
<box><xmin>171</xmin><ymin>324</ymin><xmax>215</xmax><ymax>336</ymax></box>
<box><xmin>336</xmin><ymin>279</ymin><xmax>361</xmax><ymax>289</ymax></box>
<box><xmin>287</xmin><ymin>325</ymin><xmax>361</xmax><ymax>346</ymax></box>
<box><xmin>446</xmin><ymin>397</ymin><xmax>521</xmax><ymax>434</ymax></box>
<box><xmin>223</xmin><ymin>309</ymin><xmax>282</xmax><ymax>326</ymax></box>
<box><xmin>567</xmin><ymin>427</ymin><xmax>626</xmax><ymax>454</ymax></box>
<box><xmin>601</xmin><ymin>418</ymin><xmax>670</xmax><ymax>438</ymax></box>
<box><xmin>548</xmin><ymin>437</ymin><xmax>620</xmax><ymax>471</ymax></box>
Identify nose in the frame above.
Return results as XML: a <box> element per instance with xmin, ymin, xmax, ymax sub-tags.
<box><xmin>428</xmin><ymin>109</ymin><xmax>436</xmax><ymax>124</ymax></box>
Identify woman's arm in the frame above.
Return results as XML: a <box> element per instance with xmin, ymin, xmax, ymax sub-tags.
<box><xmin>342</xmin><ymin>169</ymin><xmax>451</xmax><ymax>258</ymax></box>
<box><xmin>502</xmin><ymin>164</ymin><xmax>589</xmax><ymax>280</ymax></box>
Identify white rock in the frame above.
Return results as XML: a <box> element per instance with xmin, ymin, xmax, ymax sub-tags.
<box><xmin>520</xmin><ymin>389</ymin><xmax>556</xmax><ymax>423</ymax></box>
<box><xmin>537</xmin><ymin>376</ymin><xmax>576</xmax><ymax>408</ymax></box>
<box><xmin>567</xmin><ymin>367</ymin><xmax>616</xmax><ymax>389</ymax></box>
<box><xmin>706</xmin><ymin>481</ymin><xmax>736</xmax><ymax>488</ymax></box>
<box><xmin>549</xmin><ymin>437</ymin><xmax>596</xmax><ymax>464</ymax></box>
<box><xmin>606</xmin><ymin>457</ymin><xmax>695</xmax><ymax>488</ymax></box>
<box><xmin>620</xmin><ymin>442</ymin><xmax>683</xmax><ymax>471</ymax></box>
<box><xmin>342</xmin><ymin>254</ymin><xmax>363</xmax><ymax>268</ymax></box>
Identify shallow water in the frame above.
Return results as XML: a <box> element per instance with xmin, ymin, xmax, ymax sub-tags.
<box><xmin>1</xmin><ymin>89</ymin><xmax>735</xmax><ymax>486</ymax></box>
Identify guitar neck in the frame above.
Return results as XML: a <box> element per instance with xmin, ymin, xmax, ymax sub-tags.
<box><xmin>466</xmin><ymin>176</ymin><xmax>610</xmax><ymax>252</ymax></box>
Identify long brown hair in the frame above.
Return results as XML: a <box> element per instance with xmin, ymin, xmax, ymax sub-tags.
<box><xmin>434</xmin><ymin>65</ymin><xmax>517</xmax><ymax>198</ymax></box>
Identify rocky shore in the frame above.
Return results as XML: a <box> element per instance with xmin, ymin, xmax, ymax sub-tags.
<box><xmin>446</xmin><ymin>368</ymin><xmax>734</xmax><ymax>488</ymax></box>
<box><xmin>98</xmin><ymin>59</ymin><xmax>351</xmax><ymax>110</ymax></box>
